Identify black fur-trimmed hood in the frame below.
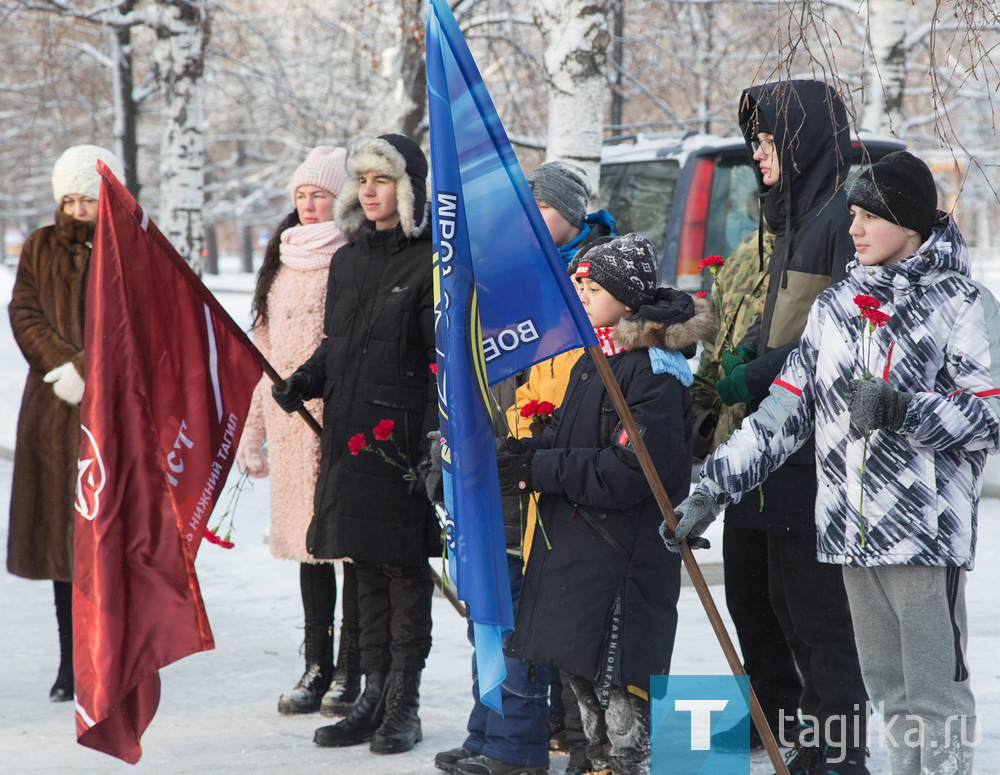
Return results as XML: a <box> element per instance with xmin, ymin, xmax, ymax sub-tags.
<box><xmin>615</xmin><ymin>295</ymin><xmax>715</xmax><ymax>353</ymax></box>
<box><xmin>334</xmin><ymin>134</ymin><xmax>429</xmax><ymax>238</ymax></box>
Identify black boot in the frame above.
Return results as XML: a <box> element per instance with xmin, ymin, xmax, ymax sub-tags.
<box><xmin>278</xmin><ymin>624</ymin><xmax>334</xmax><ymax>714</ymax></box>
<box><xmin>320</xmin><ymin>625</ymin><xmax>362</xmax><ymax>717</ymax></box>
<box><xmin>50</xmin><ymin>581</ymin><xmax>73</xmax><ymax>702</ymax></box>
<box><xmin>370</xmin><ymin>669</ymin><xmax>423</xmax><ymax>755</ymax></box>
<box><xmin>314</xmin><ymin>670</ymin><xmax>388</xmax><ymax>747</ymax></box>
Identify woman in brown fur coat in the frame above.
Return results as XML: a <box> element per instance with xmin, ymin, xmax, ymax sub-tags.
<box><xmin>8</xmin><ymin>144</ymin><xmax>125</xmax><ymax>701</ymax></box>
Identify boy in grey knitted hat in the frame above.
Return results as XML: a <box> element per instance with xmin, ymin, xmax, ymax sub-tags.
<box><xmin>526</xmin><ymin>161</ymin><xmax>617</xmax><ymax>264</ymax></box>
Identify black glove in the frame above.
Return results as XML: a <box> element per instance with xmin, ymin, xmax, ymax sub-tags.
<box><xmin>715</xmin><ymin>363</ymin><xmax>753</xmax><ymax>406</ymax></box>
<box><xmin>495</xmin><ymin>437</ymin><xmax>536</xmax><ymax>494</ymax></box>
<box><xmin>632</xmin><ymin>287</ymin><xmax>696</xmax><ymax>326</ymax></box>
<box><xmin>847</xmin><ymin>378</ymin><xmax>913</xmax><ymax>432</ymax></box>
<box><xmin>720</xmin><ymin>345</ymin><xmax>756</xmax><ymax>376</ymax></box>
<box><xmin>271</xmin><ymin>372</ymin><xmax>309</xmax><ymax>414</ymax></box>
<box><xmin>417</xmin><ymin>431</ymin><xmax>444</xmax><ymax>503</ymax></box>
<box><xmin>659</xmin><ymin>487</ymin><xmax>722</xmax><ymax>553</ymax></box>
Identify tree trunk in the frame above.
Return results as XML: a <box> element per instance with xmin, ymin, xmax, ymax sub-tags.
<box><xmin>861</xmin><ymin>0</ymin><xmax>910</xmax><ymax>134</ymax></box>
<box><xmin>110</xmin><ymin>0</ymin><xmax>140</xmax><ymax>197</ymax></box>
<box><xmin>152</xmin><ymin>0</ymin><xmax>209</xmax><ymax>270</ymax></box>
<box><xmin>609</xmin><ymin>0</ymin><xmax>625</xmax><ymax>133</ymax></box>
<box><xmin>203</xmin><ymin>221</ymin><xmax>218</xmax><ymax>275</ymax></box>
<box><xmin>396</xmin><ymin>0</ymin><xmax>427</xmax><ymax>143</ymax></box>
<box><xmin>533</xmin><ymin>0</ymin><xmax>612</xmax><ymax>195</ymax></box>
<box><xmin>239</xmin><ymin>222</ymin><xmax>254</xmax><ymax>273</ymax></box>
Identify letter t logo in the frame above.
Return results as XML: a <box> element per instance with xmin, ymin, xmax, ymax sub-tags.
<box><xmin>674</xmin><ymin>699</ymin><xmax>729</xmax><ymax>750</ymax></box>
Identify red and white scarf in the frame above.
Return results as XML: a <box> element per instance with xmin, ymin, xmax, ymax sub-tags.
<box><xmin>279</xmin><ymin>221</ymin><xmax>348</xmax><ymax>271</ymax></box>
<box><xmin>595</xmin><ymin>326</ymin><xmax>627</xmax><ymax>357</ymax></box>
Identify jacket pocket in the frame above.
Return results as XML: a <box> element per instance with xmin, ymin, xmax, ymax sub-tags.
<box><xmin>576</xmin><ymin>505</ymin><xmax>630</xmax><ymax>560</ymax></box>
<box><xmin>845</xmin><ymin>433</ymin><xmax>939</xmax><ymax>542</ymax></box>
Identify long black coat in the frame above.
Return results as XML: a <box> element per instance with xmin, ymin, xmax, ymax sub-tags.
<box><xmin>506</xmin><ymin>305</ymin><xmax>714</xmax><ymax>690</ymax></box>
<box><xmin>295</xmin><ymin>223</ymin><xmax>439</xmax><ymax>564</ymax></box>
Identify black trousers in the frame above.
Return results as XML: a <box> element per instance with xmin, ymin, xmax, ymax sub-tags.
<box><xmin>354</xmin><ymin>561</ymin><xmax>434</xmax><ymax>672</ymax></box>
<box><xmin>768</xmin><ymin>531</ymin><xmax>869</xmax><ymax>742</ymax></box>
<box><xmin>722</xmin><ymin>522</ymin><xmax>802</xmax><ymax>733</ymax></box>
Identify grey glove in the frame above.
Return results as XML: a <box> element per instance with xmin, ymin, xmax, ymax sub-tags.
<box><xmin>418</xmin><ymin>431</ymin><xmax>444</xmax><ymax>503</ymax></box>
<box><xmin>847</xmin><ymin>378</ymin><xmax>912</xmax><ymax>432</ymax></box>
<box><xmin>659</xmin><ymin>487</ymin><xmax>722</xmax><ymax>554</ymax></box>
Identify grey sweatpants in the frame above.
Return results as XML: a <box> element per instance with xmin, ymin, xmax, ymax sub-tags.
<box><xmin>842</xmin><ymin>565</ymin><xmax>976</xmax><ymax>775</ymax></box>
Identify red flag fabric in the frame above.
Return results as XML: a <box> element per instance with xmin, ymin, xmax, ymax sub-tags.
<box><xmin>73</xmin><ymin>162</ymin><xmax>262</xmax><ymax>763</ymax></box>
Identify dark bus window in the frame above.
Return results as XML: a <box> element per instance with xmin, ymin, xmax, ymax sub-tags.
<box><xmin>599</xmin><ymin>160</ymin><xmax>681</xmax><ymax>249</ymax></box>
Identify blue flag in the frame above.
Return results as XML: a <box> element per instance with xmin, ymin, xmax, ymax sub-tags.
<box><xmin>427</xmin><ymin>0</ymin><xmax>597</xmax><ymax>715</ymax></box>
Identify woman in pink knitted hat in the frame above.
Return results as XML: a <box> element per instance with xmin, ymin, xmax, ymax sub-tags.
<box><xmin>236</xmin><ymin>146</ymin><xmax>361</xmax><ymax>717</ymax></box>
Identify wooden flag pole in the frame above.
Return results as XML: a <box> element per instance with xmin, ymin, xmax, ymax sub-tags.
<box><xmin>586</xmin><ymin>345</ymin><xmax>790</xmax><ymax>775</ymax></box>
<box><xmin>260</xmin><ymin>359</ymin><xmax>466</xmax><ymax>618</ymax></box>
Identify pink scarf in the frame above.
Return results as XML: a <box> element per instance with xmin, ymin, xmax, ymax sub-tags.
<box><xmin>279</xmin><ymin>222</ymin><xmax>347</xmax><ymax>271</ymax></box>
<box><xmin>595</xmin><ymin>326</ymin><xmax>627</xmax><ymax>357</ymax></box>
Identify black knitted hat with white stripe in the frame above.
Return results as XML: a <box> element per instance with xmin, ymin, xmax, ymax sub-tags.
<box><xmin>848</xmin><ymin>151</ymin><xmax>937</xmax><ymax>240</ymax></box>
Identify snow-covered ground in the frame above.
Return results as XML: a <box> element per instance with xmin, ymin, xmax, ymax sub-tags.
<box><xmin>2</xmin><ymin>256</ymin><xmax>1000</xmax><ymax>774</ymax></box>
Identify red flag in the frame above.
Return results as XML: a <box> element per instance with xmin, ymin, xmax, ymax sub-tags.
<box><xmin>73</xmin><ymin>163</ymin><xmax>262</xmax><ymax>762</ymax></box>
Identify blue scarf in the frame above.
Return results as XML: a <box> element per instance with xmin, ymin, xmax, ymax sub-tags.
<box><xmin>558</xmin><ymin>210</ymin><xmax>617</xmax><ymax>264</ymax></box>
<box><xmin>649</xmin><ymin>348</ymin><xmax>693</xmax><ymax>386</ymax></box>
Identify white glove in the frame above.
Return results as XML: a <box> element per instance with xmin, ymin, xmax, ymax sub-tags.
<box><xmin>43</xmin><ymin>362</ymin><xmax>85</xmax><ymax>405</ymax></box>
<box><xmin>235</xmin><ymin>426</ymin><xmax>269</xmax><ymax>478</ymax></box>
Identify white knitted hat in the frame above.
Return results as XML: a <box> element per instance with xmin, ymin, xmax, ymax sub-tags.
<box><xmin>51</xmin><ymin>145</ymin><xmax>125</xmax><ymax>203</ymax></box>
<box><xmin>289</xmin><ymin>146</ymin><xmax>349</xmax><ymax>203</ymax></box>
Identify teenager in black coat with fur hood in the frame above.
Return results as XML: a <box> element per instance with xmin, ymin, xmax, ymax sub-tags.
<box><xmin>500</xmin><ymin>234</ymin><xmax>715</xmax><ymax>775</ymax></box>
<box><xmin>272</xmin><ymin>133</ymin><xmax>439</xmax><ymax>756</ymax></box>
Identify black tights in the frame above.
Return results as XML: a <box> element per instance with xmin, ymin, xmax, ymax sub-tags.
<box><xmin>53</xmin><ymin>580</ymin><xmax>72</xmax><ymax>671</ymax></box>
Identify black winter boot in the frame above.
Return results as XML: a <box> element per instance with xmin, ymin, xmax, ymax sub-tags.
<box><xmin>50</xmin><ymin>581</ymin><xmax>73</xmax><ymax>702</ymax></box>
<box><xmin>320</xmin><ymin>625</ymin><xmax>362</xmax><ymax>717</ymax></box>
<box><xmin>370</xmin><ymin>669</ymin><xmax>423</xmax><ymax>754</ymax></box>
<box><xmin>278</xmin><ymin>624</ymin><xmax>334</xmax><ymax>714</ymax></box>
<box><xmin>314</xmin><ymin>670</ymin><xmax>388</xmax><ymax>747</ymax></box>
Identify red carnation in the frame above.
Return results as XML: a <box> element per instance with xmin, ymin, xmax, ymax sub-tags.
<box><xmin>694</xmin><ymin>290</ymin><xmax>708</xmax><ymax>299</ymax></box>
<box><xmin>348</xmin><ymin>433</ymin><xmax>368</xmax><ymax>456</ymax></box>
<box><xmin>536</xmin><ymin>401</ymin><xmax>556</xmax><ymax>416</ymax></box>
<box><xmin>862</xmin><ymin>308</ymin><xmax>890</xmax><ymax>328</ymax></box>
<box><xmin>429</xmin><ymin>363</ymin><xmax>438</xmax><ymax>375</ymax></box>
<box><xmin>853</xmin><ymin>294</ymin><xmax>880</xmax><ymax>311</ymax></box>
<box><xmin>204</xmin><ymin>529</ymin><xmax>234</xmax><ymax>550</ymax></box>
<box><xmin>520</xmin><ymin>399</ymin><xmax>539</xmax><ymax>419</ymax></box>
<box><xmin>698</xmin><ymin>255</ymin><xmax>725</xmax><ymax>271</ymax></box>
<box><xmin>373</xmin><ymin>419</ymin><xmax>394</xmax><ymax>441</ymax></box>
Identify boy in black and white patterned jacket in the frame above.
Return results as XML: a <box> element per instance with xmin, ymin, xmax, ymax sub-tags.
<box><xmin>664</xmin><ymin>151</ymin><xmax>1000</xmax><ymax>775</ymax></box>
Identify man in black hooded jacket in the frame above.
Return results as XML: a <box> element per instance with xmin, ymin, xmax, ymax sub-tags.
<box><xmin>710</xmin><ymin>80</ymin><xmax>870</xmax><ymax>775</ymax></box>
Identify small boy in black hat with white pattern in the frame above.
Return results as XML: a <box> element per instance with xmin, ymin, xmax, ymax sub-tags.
<box><xmin>668</xmin><ymin>151</ymin><xmax>1000</xmax><ymax>775</ymax></box>
<box><xmin>498</xmin><ymin>234</ymin><xmax>715</xmax><ymax>775</ymax></box>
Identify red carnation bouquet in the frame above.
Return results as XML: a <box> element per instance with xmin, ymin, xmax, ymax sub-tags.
<box><xmin>853</xmin><ymin>294</ymin><xmax>892</xmax><ymax>545</ymax></box>
<box><xmin>348</xmin><ymin>419</ymin><xmax>418</xmax><ymax>483</ymax></box>
<box><xmin>520</xmin><ymin>399</ymin><xmax>557</xmax><ymax>437</ymax></box>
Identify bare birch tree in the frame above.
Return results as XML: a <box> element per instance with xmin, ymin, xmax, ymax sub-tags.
<box><xmin>532</xmin><ymin>0</ymin><xmax>612</xmax><ymax>188</ymax></box>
